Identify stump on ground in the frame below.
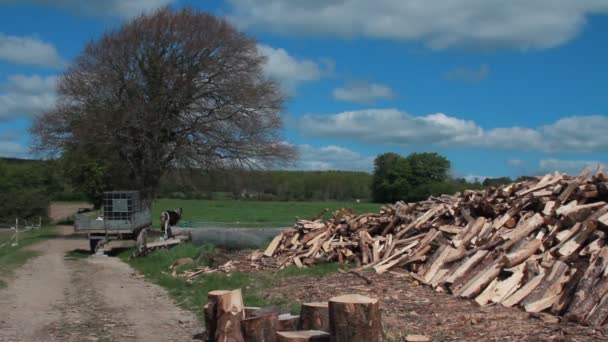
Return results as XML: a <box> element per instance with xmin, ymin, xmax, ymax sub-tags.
<box><xmin>204</xmin><ymin>289</ymin><xmax>245</xmax><ymax>342</ymax></box>
<box><xmin>278</xmin><ymin>314</ymin><xmax>300</xmax><ymax>331</ymax></box>
<box><xmin>276</xmin><ymin>330</ymin><xmax>330</xmax><ymax>342</ymax></box>
<box><xmin>242</xmin><ymin>312</ymin><xmax>278</xmax><ymax>342</ymax></box>
<box><xmin>328</xmin><ymin>294</ymin><xmax>382</xmax><ymax>342</ymax></box>
<box><xmin>299</xmin><ymin>302</ymin><xmax>329</xmax><ymax>331</ymax></box>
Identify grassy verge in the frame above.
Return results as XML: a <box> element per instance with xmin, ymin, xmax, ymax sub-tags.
<box><xmin>119</xmin><ymin>243</ymin><xmax>341</xmax><ymax>319</ymax></box>
<box><xmin>0</xmin><ymin>226</ymin><xmax>57</xmax><ymax>287</ymax></box>
<box><xmin>153</xmin><ymin>199</ymin><xmax>382</xmax><ymax>227</ymax></box>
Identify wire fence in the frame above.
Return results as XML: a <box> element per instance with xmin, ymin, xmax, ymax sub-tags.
<box><xmin>176</xmin><ymin>221</ymin><xmax>293</xmax><ymax>229</ymax></box>
<box><xmin>0</xmin><ymin>217</ymin><xmax>42</xmax><ymax>249</ymax></box>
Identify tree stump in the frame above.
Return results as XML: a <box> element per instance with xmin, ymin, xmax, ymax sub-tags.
<box><xmin>245</xmin><ymin>307</ymin><xmax>262</xmax><ymax>318</ymax></box>
<box><xmin>328</xmin><ymin>294</ymin><xmax>382</xmax><ymax>342</ymax></box>
<box><xmin>242</xmin><ymin>312</ymin><xmax>278</xmax><ymax>342</ymax></box>
<box><xmin>204</xmin><ymin>289</ymin><xmax>245</xmax><ymax>342</ymax></box>
<box><xmin>278</xmin><ymin>314</ymin><xmax>300</xmax><ymax>331</ymax></box>
<box><xmin>299</xmin><ymin>302</ymin><xmax>329</xmax><ymax>331</ymax></box>
<box><xmin>276</xmin><ymin>331</ymin><xmax>330</xmax><ymax>342</ymax></box>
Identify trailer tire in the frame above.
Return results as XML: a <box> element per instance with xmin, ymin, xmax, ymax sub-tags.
<box><xmin>89</xmin><ymin>239</ymin><xmax>99</xmax><ymax>253</ymax></box>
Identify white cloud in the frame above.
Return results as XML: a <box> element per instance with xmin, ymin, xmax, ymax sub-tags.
<box><xmin>539</xmin><ymin>158</ymin><xmax>604</xmax><ymax>175</ymax></box>
<box><xmin>333</xmin><ymin>81</ymin><xmax>395</xmax><ymax>104</ymax></box>
<box><xmin>508</xmin><ymin>158</ymin><xmax>525</xmax><ymax>167</ymax></box>
<box><xmin>0</xmin><ymin>74</ymin><xmax>58</xmax><ymax>120</ymax></box>
<box><xmin>446</xmin><ymin>64</ymin><xmax>489</xmax><ymax>82</ymax></box>
<box><xmin>0</xmin><ymin>33</ymin><xmax>65</xmax><ymax>68</ymax></box>
<box><xmin>298</xmin><ymin>109</ymin><xmax>608</xmax><ymax>153</ymax></box>
<box><xmin>257</xmin><ymin>44</ymin><xmax>326</xmax><ymax>93</ymax></box>
<box><xmin>295</xmin><ymin>144</ymin><xmax>373</xmax><ymax>171</ymax></box>
<box><xmin>2</xmin><ymin>0</ymin><xmax>174</xmax><ymax>18</ymax></box>
<box><xmin>228</xmin><ymin>0</ymin><xmax>608</xmax><ymax>50</ymax></box>
<box><xmin>0</xmin><ymin>141</ymin><xmax>28</xmax><ymax>158</ymax></box>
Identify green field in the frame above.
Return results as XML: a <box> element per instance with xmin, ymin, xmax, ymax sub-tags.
<box><xmin>152</xmin><ymin>199</ymin><xmax>382</xmax><ymax>227</ymax></box>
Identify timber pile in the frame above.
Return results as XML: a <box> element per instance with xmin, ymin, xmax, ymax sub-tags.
<box><xmin>261</xmin><ymin>166</ymin><xmax>608</xmax><ymax>326</ymax></box>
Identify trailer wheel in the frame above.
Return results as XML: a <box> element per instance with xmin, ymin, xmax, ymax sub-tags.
<box><xmin>89</xmin><ymin>239</ymin><xmax>99</xmax><ymax>253</ymax></box>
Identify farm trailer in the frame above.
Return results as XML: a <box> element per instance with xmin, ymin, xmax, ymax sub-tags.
<box><xmin>74</xmin><ymin>191</ymin><xmax>152</xmax><ymax>252</ymax></box>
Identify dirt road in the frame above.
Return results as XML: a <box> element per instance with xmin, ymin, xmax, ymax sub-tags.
<box><xmin>0</xmin><ymin>237</ymin><xmax>202</xmax><ymax>342</ymax></box>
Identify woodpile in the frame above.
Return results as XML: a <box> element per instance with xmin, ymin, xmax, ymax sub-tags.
<box><xmin>201</xmin><ymin>289</ymin><xmax>381</xmax><ymax>342</ymax></box>
<box><xmin>260</xmin><ymin>166</ymin><xmax>608</xmax><ymax>326</ymax></box>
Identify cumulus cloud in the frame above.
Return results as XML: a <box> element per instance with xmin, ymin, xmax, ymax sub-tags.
<box><xmin>333</xmin><ymin>81</ymin><xmax>395</xmax><ymax>104</ymax></box>
<box><xmin>227</xmin><ymin>0</ymin><xmax>608</xmax><ymax>50</ymax></box>
<box><xmin>1</xmin><ymin>0</ymin><xmax>174</xmax><ymax>18</ymax></box>
<box><xmin>297</xmin><ymin>109</ymin><xmax>608</xmax><ymax>153</ymax></box>
<box><xmin>446</xmin><ymin>64</ymin><xmax>489</xmax><ymax>82</ymax></box>
<box><xmin>0</xmin><ymin>33</ymin><xmax>65</xmax><ymax>68</ymax></box>
<box><xmin>257</xmin><ymin>44</ymin><xmax>327</xmax><ymax>93</ymax></box>
<box><xmin>0</xmin><ymin>74</ymin><xmax>58</xmax><ymax>120</ymax></box>
<box><xmin>295</xmin><ymin>144</ymin><xmax>373</xmax><ymax>171</ymax></box>
<box><xmin>0</xmin><ymin>141</ymin><xmax>28</xmax><ymax>158</ymax></box>
<box><xmin>539</xmin><ymin>158</ymin><xmax>604</xmax><ymax>175</ymax></box>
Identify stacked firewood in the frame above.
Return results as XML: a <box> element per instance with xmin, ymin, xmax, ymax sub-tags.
<box><xmin>261</xmin><ymin>165</ymin><xmax>608</xmax><ymax>325</ymax></box>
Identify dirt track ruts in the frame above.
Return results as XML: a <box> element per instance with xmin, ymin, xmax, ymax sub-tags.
<box><xmin>0</xmin><ymin>237</ymin><xmax>202</xmax><ymax>342</ymax></box>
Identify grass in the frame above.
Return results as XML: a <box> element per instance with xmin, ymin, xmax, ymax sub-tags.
<box><xmin>0</xmin><ymin>226</ymin><xmax>57</xmax><ymax>287</ymax></box>
<box><xmin>153</xmin><ymin>199</ymin><xmax>382</xmax><ymax>227</ymax></box>
<box><xmin>119</xmin><ymin>242</ymin><xmax>344</xmax><ymax>319</ymax></box>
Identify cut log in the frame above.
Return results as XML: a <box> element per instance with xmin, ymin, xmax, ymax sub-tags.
<box><xmin>490</xmin><ymin>264</ymin><xmax>526</xmax><ymax>304</ymax></box>
<box><xmin>501</xmin><ymin>213</ymin><xmax>544</xmax><ymax>242</ymax></box>
<box><xmin>556</xmin><ymin>221</ymin><xmax>597</xmax><ymax>260</ymax></box>
<box><xmin>502</xmin><ymin>267</ymin><xmax>546</xmax><ymax>307</ymax></box>
<box><xmin>551</xmin><ymin>259</ymin><xmax>590</xmax><ymax>315</ymax></box>
<box><xmin>299</xmin><ymin>302</ymin><xmax>329</xmax><ymax>332</ymax></box>
<box><xmin>204</xmin><ymin>289</ymin><xmax>245</xmax><ymax>342</ymax></box>
<box><xmin>278</xmin><ymin>314</ymin><xmax>300</xmax><ymax>332</ymax></box>
<box><xmin>245</xmin><ymin>307</ymin><xmax>262</xmax><ymax>318</ymax></box>
<box><xmin>444</xmin><ymin>250</ymin><xmax>489</xmax><ymax>285</ymax></box>
<box><xmin>523</xmin><ymin>263</ymin><xmax>572</xmax><ymax>313</ymax></box>
<box><xmin>567</xmin><ymin>273</ymin><xmax>608</xmax><ymax>323</ymax></box>
<box><xmin>586</xmin><ymin>293</ymin><xmax>608</xmax><ymax>327</ymax></box>
<box><xmin>276</xmin><ymin>331</ymin><xmax>330</xmax><ymax>342</ymax></box>
<box><xmin>242</xmin><ymin>313</ymin><xmax>278</xmax><ymax>342</ymax></box>
<box><xmin>521</xmin><ymin>260</ymin><xmax>569</xmax><ymax>308</ymax></box>
<box><xmin>328</xmin><ymin>294</ymin><xmax>382</xmax><ymax>342</ymax></box>
<box><xmin>503</xmin><ymin>239</ymin><xmax>542</xmax><ymax>267</ymax></box>
<box><xmin>265</xmin><ymin>234</ymin><xmax>284</xmax><ymax>257</ymax></box>
<box><xmin>565</xmin><ymin>247</ymin><xmax>608</xmax><ymax>321</ymax></box>
<box><xmin>458</xmin><ymin>260</ymin><xmax>504</xmax><ymax>299</ymax></box>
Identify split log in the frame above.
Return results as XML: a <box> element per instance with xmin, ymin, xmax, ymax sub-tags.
<box><xmin>276</xmin><ymin>331</ymin><xmax>330</xmax><ymax>342</ymax></box>
<box><xmin>328</xmin><ymin>294</ymin><xmax>382</xmax><ymax>342</ymax></box>
<box><xmin>502</xmin><ymin>267</ymin><xmax>546</xmax><ymax>307</ymax></box>
<box><xmin>523</xmin><ymin>262</ymin><xmax>572</xmax><ymax>313</ymax></box>
<box><xmin>299</xmin><ymin>302</ymin><xmax>329</xmax><ymax>331</ymax></box>
<box><xmin>586</xmin><ymin>293</ymin><xmax>608</xmax><ymax>327</ymax></box>
<box><xmin>568</xmin><ymin>274</ymin><xmax>608</xmax><ymax>323</ymax></box>
<box><xmin>565</xmin><ymin>247</ymin><xmax>608</xmax><ymax>321</ymax></box>
<box><xmin>204</xmin><ymin>289</ymin><xmax>245</xmax><ymax>342</ymax></box>
<box><xmin>551</xmin><ymin>259</ymin><xmax>590</xmax><ymax>315</ymax></box>
<box><xmin>503</xmin><ymin>238</ymin><xmax>542</xmax><ymax>267</ymax></box>
<box><xmin>521</xmin><ymin>260</ymin><xmax>569</xmax><ymax>308</ymax></box>
<box><xmin>278</xmin><ymin>314</ymin><xmax>300</xmax><ymax>331</ymax></box>
<box><xmin>458</xmin><ymin>259</ymin><xmax>504</xmax><ymax>299</ymax></box>
<box><xmin>265</xmin><ymin>234</ymin><xmax>284</xmax><ymax>257</ymax></box>
<box><xmin>242</xmin><ymin>313</ymin><xmax>278</xmax><ymax>342</ymax></box>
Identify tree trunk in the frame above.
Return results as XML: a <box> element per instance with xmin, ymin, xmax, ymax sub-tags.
<box><xmin>328</xmin><ymin>294</ymin><xmax>382</xmax><ymax>342</ymax></box>
<box><xmin>299</xmin><ymin>302</ymin><xmax>330</xmax><ymax>331</ymax></box>
<box><xmin>204</xmin><ymin>289</ymin><xmax>245</xmax><ymax>342</ymax></box>
<box><xmin>278</xmin><ymin>314</ymin><xmax>300</xmax><ymax>331</ymax></box>
<box><xmin>242</xmin><ymin>313</ymin><xmax>278</xmax><ymax>342</ymax></box>
<box><xmin>276</xmin><ymin>331</ymin><xmax>330</xmax><ymax>342</ymax></box>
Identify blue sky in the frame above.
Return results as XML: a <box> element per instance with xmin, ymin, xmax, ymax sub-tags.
<box><xmin>0</xmin><ymin>1</ymin><xmax>607</xmax><ymax>180</ymax></box>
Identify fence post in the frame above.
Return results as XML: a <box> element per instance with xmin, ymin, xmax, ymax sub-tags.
<box><xmin>13</xmin><ymin>218</ymin><xmax>19</xmax><ymax>246</ymax></box>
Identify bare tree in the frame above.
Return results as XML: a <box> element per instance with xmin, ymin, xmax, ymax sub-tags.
<box><xmin>31</xmin><ymin>7</ymin><xmax>295</xmax><ymax>195</ymax></box>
